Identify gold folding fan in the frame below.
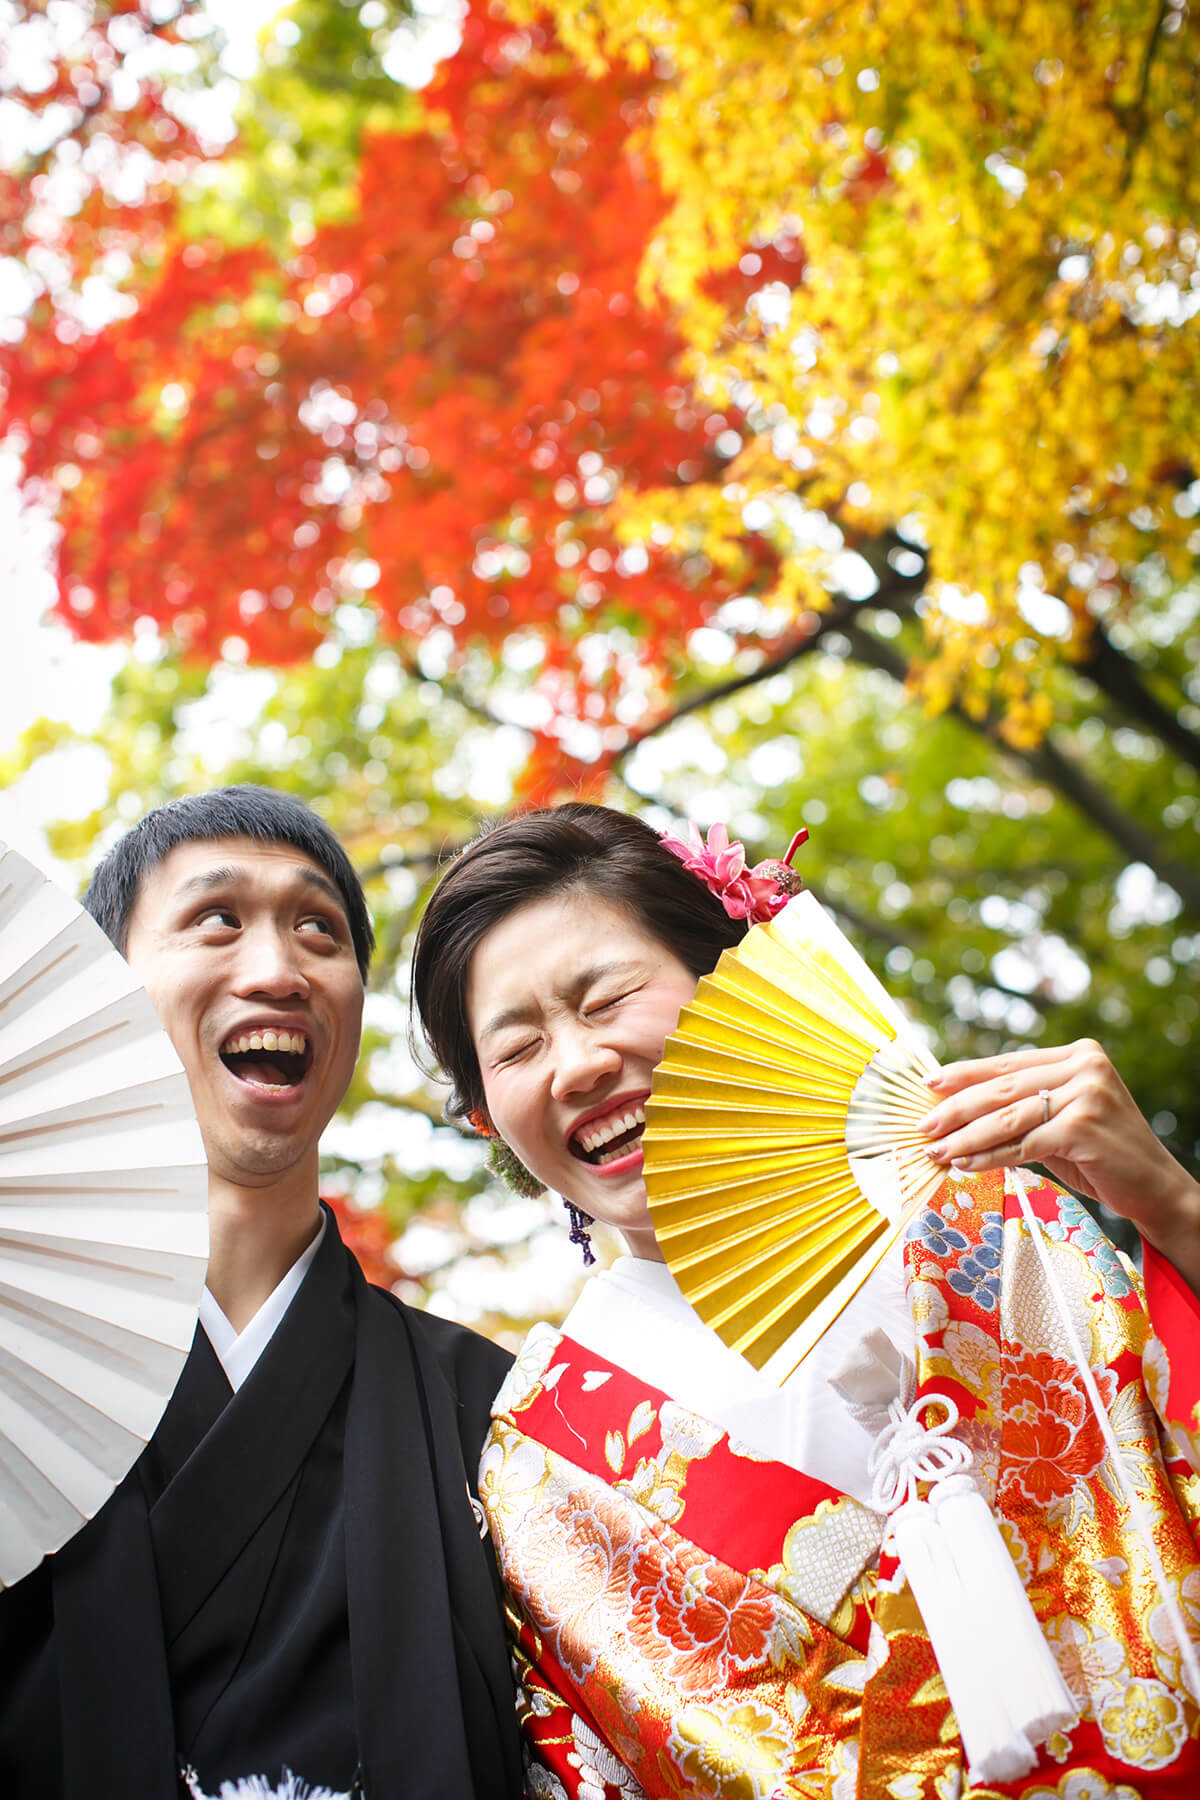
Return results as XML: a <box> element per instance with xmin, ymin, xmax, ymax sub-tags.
<box><xmin>644</xmin><ymin>891</ymin><xmax>945</xmax><ymax>1381</ymax></box>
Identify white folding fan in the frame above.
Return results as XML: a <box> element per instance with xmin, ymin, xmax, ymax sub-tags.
<box><xmin>644</xmin><ymin>890</ymin><xmax>944</xmax><ymax>1378</ymax></box>
<box><xmin>0</xmin><ymin>840</ymin><xmax>208</xmax><ymax>1587</ymax></box>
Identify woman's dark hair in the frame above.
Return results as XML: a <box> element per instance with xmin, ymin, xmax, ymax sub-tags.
<box><xmin>82</xmin><ymin>784</ymin><xmax>375</xmax><ymax>979</ymax></box>
<box><xmin>412</xmin><ymin>803</ymin><xmax>748</xmax><ymax>1118</ymax></box>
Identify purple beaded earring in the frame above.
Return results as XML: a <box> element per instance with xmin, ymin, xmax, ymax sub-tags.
<box><xmin>565</xmin><ymin>1203</ymin><xmax>596</xmax><ymax>1267</ymax></box>
<box><xmin>470</xmin><ymin>1111</ymin><xmax>597</xmax><ymax>1264</ymax></box>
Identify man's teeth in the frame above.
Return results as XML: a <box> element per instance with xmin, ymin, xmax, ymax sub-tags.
<box><xmin>577</xmin><ymin>1105</ymin><xmax>646</xmax><ymax>1154</ymax></box>
<box><xmin>221</xmin><ymin>1030</ymin><xmax>308</xmax><ymax>1055</ymax></box>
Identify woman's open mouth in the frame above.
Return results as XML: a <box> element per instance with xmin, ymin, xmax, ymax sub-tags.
<box><xmin>219</xmin><ymin>1028</ymin><xmax>312</xmax><ymax>1092</ymax></box>
<box><xmin>570</xmin><ymin>1101</ymin><xmax>646</xmax><ymax>1166</ymax></box>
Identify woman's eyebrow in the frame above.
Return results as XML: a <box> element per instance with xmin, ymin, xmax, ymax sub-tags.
<box><xmin>478</xmin><ymin>960</ymin><xmax>639</xmax><ymax>1042</ymax></box>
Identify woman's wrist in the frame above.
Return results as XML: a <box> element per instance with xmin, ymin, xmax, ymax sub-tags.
<box><xmin>1133</xmin><ymin>1162</ymin><xmax>1200</xmax><ymax>1296</ymax></box>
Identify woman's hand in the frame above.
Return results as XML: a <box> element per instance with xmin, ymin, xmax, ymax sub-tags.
<box><xmin>919</xmin><ymin>1038</ymin><xmax>1200</xmax><ymax>1284</ymax></box>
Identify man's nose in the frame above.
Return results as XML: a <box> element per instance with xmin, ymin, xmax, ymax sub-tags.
<box><xmin>549</xmin><ymin>1024</ymin><xmax>621</xmax><ymax>1099</ymax></box>
<box><xmin>232</xmin><ymin>925</ymin><xmax>311</xmax><ymax>997</ymax></box>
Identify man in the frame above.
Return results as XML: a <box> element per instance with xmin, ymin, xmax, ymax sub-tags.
<box><xmin>0</xmin><ymin>786</ymin><xmax>523</xmax><ymax>1800</ymax></box>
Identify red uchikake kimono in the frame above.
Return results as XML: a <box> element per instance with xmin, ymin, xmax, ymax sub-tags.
<box><xmin>480</xmin><ymin>1169</ymin><xmax>1200</xmax><ymax>1800</ymax></box>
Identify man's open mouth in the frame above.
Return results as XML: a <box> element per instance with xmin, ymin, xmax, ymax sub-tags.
<box><xmin>570</xmin><ymin>1102</ymin><xmax>646</xmax><ymax>1166</ymax></box>
<box><xmin>219</xmin><ymin>1029</ymin><xmax>312</xmax><ymax>1092</ymax></box>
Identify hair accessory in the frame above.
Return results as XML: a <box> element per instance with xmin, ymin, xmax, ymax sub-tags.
<box><xmin>485</xmin><ymin>1137</ymin><xmax>546</xmax><ymax>1199</ymax></box>
<box><xmin>466</xmin><ymin>1114</ymin><xmax>594</xmax><ymax>1258</ymax></box>
<box><xmin>565</xmin><ymin>1202</ymin><xmax>597</xmax><ymax>1267</ymax></box>
<box><xmin>466</xmin><ymin>1110</ymin><xmax>546</xmax><ymax>1197</ymax></box>
<box><xmin>659</xmin><ymin>821</ymin><xmax>808</xmax><ymax>924</ymax></box>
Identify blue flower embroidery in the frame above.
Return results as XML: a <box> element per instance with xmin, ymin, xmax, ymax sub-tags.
<box><xmin>947</xmin><ymin>1250</ymin><xmax>1001</xmax><ymax>1311</ymax></box>
<box><xmin>910</xmin><ymin>1208</ymin><xmax>970</xmax><ymax>1258</ymax></box>
<box><xmin>1040</xmin><ymin>1208</ymin><xmax>1133</xmax><ymax>1297</ymax></box>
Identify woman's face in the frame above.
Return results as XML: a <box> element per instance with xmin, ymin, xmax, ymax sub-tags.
<box><xmin>466</xmin><ymin>891</ymin><xmax>700</xmax><ymax>1260</ymax></box>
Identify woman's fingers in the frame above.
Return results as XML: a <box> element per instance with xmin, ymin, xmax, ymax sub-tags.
<box><xmin>920</xmin><ymin>1039</ymin><xmax>1112</xmax><ymax>1168</ymax></box>
<box><xmin>914</xmin><ymin>1038</ymin><xmax>1200</xmax><ymax>1292</ymax></box>
<box><xmin>928</xmin><ymin>1039</ymin><xmax>1079</xmax><ymax>1095</ymax></box>
<box><xmin>925</xmin><ymin>1087</ymin><xmax>1059</xmax><ymax>1168</ymax></box>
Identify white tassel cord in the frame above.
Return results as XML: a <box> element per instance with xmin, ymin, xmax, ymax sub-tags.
<box><xmin>1008</xmin><ymin>1165</ymin><xmax>1200</xmax><ymax>1707</ymax></box>
<box><xmin>869</xmin><ymin>1393</ymin><xmax>1076</xmax><ymax>1781</ymax></box>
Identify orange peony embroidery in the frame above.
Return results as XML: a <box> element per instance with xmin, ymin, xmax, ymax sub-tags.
<box><xmin>629</xmin><ymin>1535</ymin><xmax>777</xmax><ymax>1692</ymax></box>
<box><xmin>1000</xmin><ymin>1344</ymin><xmax>1116</xmax><ymax>1507</ymax></box>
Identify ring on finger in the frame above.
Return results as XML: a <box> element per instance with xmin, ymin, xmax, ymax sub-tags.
<box><xmin>1038</xmin><ymin>1087</ymin><xmax>1052</xmax><ymax>1125</ymax></box>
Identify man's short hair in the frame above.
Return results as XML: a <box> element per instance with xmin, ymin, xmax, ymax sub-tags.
<box><xmin>82</xmin><ymin>785</ymin><xmax>374</xmax><ymax>978</ymax></box>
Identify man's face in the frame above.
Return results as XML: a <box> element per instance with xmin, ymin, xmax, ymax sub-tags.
<box><xmin>123</xmin><ymin>836</ymin><xmax>364</xmax><ymax>1190</ymax></box>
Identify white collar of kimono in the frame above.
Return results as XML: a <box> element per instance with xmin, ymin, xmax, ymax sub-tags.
<box><xmin>200</xmin><ymin>1211</ymin><xmax>327</xmax><ymax>1392</ymax></box>
<box><xmin>563</xmin><ymin>1243</ymin><xmax>912</xmax><ymax>1507</ymax></box>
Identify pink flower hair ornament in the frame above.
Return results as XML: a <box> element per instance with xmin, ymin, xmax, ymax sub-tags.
<box><xmin>659</xmin><ymin>821</ymin><xmax>809</xmax><ymax>924</ymax></box>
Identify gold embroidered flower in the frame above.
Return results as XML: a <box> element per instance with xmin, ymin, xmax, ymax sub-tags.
<box><xmin>940</xmin><ymin>1319</ymin><xmax>1000</xmax><ymax>1395</ymax></box>
<box><xmin>994</xmin><ymin>1514</ymin><xmax>1031</xmax><ymax>1586</ymax></box>
<box><xmin>568</xmin><ymin>1712</ymin><xmax>646</xmax><ymax>1800</ymax></box>
<box><xmin>907</xmin><ymin>1276</ymin><xmax>949</xmax><ymax>1342</ymax></box>
<box><xmin>493</xmin><ymin>1322</ymin><xmax>561</xmax><ymax>1414</ymax></box>
<box><xmin>828</xmin><ymin>1737</ymin><xmax>859</xmax><ymax>1800</ymax></box>
<box><xmin>658</xmin><ymin>1401</ymin><xmax>723</xmax><ymax>1461</ymax></box>
<box><xmin>478</xmin><ymin>1423</ymin><xmax>551</xmax><ymax>1536</ymax></box>
<box><xmin>1098</xmin><ymin>1676</ymin><xmax>1187</xmax><ymax>1770</ymax></box>
<box><xmin>1025</xmin><ymin>1768</ymin><xmax>1141</xmax><ymax>1800</ymax></box>
<box><xmin>1041</xmin><ymin>1615</ymin><xmax>1126</xmax><ymax>1716</ymax></box>
<box><xmin>1147</xmin><ymin>1567</ymin><xmax>1200</xmax><ymax>1692</ymax></box>
<box><xmin>617</xmin><ymin>1454</ymin><xmax>685</xmax><ymax>1524</ymax></box>
<box><xmin>664</xmin><ymin>1697</ymin><xmax>791</xmax><ymax>1800</ymax></box>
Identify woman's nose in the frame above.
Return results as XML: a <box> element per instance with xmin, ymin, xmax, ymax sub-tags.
<box><xmin>549</xmin><ymin>1025</ymin><xmax>621</xmax><ymax>1098</ymax></box>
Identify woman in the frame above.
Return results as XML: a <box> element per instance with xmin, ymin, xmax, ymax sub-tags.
<box><xmin>412</xmin><ymin>803</ymin><xmax>1200</xmax><ymax>1799</ymax></box>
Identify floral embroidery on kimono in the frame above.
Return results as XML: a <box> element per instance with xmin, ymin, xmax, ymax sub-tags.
<box><xmin>481</xmin><ymin>1170</ymin><xmax>1200</xmax><ymax>1799</ymax></box>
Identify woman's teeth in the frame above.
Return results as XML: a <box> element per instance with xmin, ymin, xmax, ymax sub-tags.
<box><xmin>577</xmin><ymin>1105</ymin><xmax>646</xmax><ymax>1164</ymax></box>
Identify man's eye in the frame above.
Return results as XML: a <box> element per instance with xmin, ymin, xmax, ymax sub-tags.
<box><xmin>298</xmin><ymin>915</ymin><xmax>337</xmax><ymax>938</ymax></box>
<box><xmin>198</xmin><ymin>908</ymin><xmax>239</xmax><ymax>930</ymax></box>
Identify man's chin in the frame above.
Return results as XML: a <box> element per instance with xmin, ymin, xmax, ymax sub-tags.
<box><xmin>204</xmin><ymin>1127</ymin><xmax>319</xmax><ymax>1189</ymax></box>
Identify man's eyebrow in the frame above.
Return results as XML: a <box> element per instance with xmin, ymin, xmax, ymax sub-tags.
<box><xmin>170</xmin><ymin>863</ymin><xmax>349</xmax><ymax>917</ymax></box>
<box><xmin>478</xmin><ymin>960</ymin><xmax>639</xmax><ymax>1042</ymax></box>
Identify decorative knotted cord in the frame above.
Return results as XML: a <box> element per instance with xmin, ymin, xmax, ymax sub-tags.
<box><xmin>866</xmin><ymin>1383</ymin><xmax>1076</xmax><ymax>1782</ymax></box>
<box><xmin>869</xmin><ymin>1392</ymin><xmax>973</xmax><ymax>1518</ymax></box>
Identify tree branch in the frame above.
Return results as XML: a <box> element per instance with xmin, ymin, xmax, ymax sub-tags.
<box><xmin>841</xmin><ymin>622</ymin><xmax>1200</xmax><ymax>917</ymax></box>
<box><xmin>1125</xmin><ymin>0</ymin><xmax>1171</xmax><ymax>187</ymax></box>
<box><xmin>1074</xmin><ymin>624</ymin><xmax>1200</xmax><ymax>775</ymax></box>
<box><xmin>608</xmin><ymin>537</ymin><xmax>930</xmax><ymax>774</ymax></box>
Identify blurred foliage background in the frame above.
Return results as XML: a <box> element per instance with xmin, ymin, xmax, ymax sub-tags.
<box><xmin>2</xmin><ymin>0</ymin><xmax>1198</xmax><ymax>1340</ymax></box>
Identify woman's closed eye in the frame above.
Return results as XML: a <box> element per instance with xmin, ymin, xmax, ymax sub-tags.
<box><xmin>586</xmin><ymin>988</ymin><xmax>637</xmax><ymax>1017</ymax></box>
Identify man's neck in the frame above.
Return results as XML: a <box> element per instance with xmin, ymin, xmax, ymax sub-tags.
<box><xmin>206</xmin><ymin>1173</ymin><xmax>324</xmax><ymax>1333</ymax></box>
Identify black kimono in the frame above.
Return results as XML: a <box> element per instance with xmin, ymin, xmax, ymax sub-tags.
<box><xmin>0</xmin><ymin>1207</ymin><xmax>523</xmax><ymax>1800</ymax></box>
